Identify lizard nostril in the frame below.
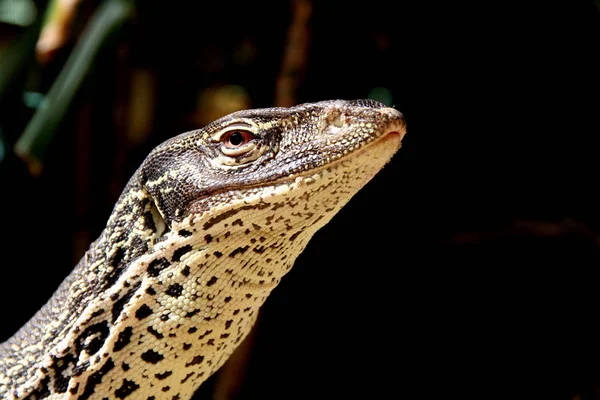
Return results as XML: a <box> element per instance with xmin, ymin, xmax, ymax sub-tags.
<box><xmin>326</xmin><ymin>110</ymin><xmax>344</xmax><ymax>128</ymax></box>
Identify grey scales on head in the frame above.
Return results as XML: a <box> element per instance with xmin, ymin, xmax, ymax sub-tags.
<box><xmin>0</xmin><ymin>99</ymin><xmax>407</xmax><ymax>400</ymax></box>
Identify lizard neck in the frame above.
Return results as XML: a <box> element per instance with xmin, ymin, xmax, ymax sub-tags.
<box><xmin>0</xmin><ymin>166</ymin><xmax>338</xmax><ymax>400</ymax></box>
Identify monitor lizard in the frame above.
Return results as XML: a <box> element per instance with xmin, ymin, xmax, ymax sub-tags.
<box><xmin>0</xmin><ymin>99</ymin><xmax>407</xmax><ymax>399</ymax></box>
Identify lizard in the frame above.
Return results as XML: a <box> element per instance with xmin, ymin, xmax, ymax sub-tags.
<box><xmin>0</xmin><ymin>98</ymin><xmax>407</xmax><ymax>400</ymax></box>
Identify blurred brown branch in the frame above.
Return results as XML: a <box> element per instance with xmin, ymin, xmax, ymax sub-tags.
<box><xmin>448</xmin><ymin>218</ymin><xmax>600</xmax><ymax>246</ymax></box>
<box><xmin>36</xmin><ymin>0</ymin><xmax>84</xmax><ymax>65</ymax></box>
<box><xmin>274</xmin><ymin>0</ymin><xmax>312</xmax><ymax>107</ymax></box>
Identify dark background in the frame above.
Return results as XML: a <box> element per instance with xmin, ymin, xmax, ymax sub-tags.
<box><xmin>1</xmin><ymin>1</ymin><xmax>600</xmax><ymax>399</ymax></box>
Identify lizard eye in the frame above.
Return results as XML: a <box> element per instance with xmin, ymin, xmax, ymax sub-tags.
<box><xmin>222</xmin><ymin>130</ymin><xmax>254</xmax><ymax>148</ymax></box>
<box><xmin>219</xmin><ymin>129</ymin><xmax>260</xmax><ymax>160</ymax></box>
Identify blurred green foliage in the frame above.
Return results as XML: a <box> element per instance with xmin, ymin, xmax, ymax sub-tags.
<box><xmin>14</xmin><ymin>0</ymin><xmax>134</xmax><ymax>174</ymax></box>
<box><xmin>0</xmin><ymin>0</ymin><xmax>37</xmax><ymax>27</ymax></box>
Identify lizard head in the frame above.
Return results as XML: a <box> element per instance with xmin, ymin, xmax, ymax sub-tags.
<box><xmin>142</xmin><ymin>99</ymin><xmax>407</xmax><ymax>228</ymax></box>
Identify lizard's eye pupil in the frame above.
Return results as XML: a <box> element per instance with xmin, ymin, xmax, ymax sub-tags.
<box><xmin>229</xmin><ymin>132</ymin><xmax>244</xmax><ymax>146</ymax></box>
<box><xmin>223</xmin><ymin>130</ymin><xmax>253</xmax><ymax>148</ymax></box>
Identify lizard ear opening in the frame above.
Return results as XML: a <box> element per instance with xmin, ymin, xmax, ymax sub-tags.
<box><xmin>143</xmin><ymin>174</ymin><xmax>202</xmax><ymax>227</ymax></box>
<box><xmin>148</xmin><ymin>196</ymin><xmax>170</xmax><ymax>240</ymax></box>
<box><xmin>141</xmin><ymin>149</ymin><xmax>204</xmax><ymax>227</ymax></box>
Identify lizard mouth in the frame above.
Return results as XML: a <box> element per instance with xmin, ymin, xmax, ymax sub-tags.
<box><xmin>380</xmin><ymin>130</ymin><xmax>405</xmax><ymax>149</ymax></box>
<box><xmin>264</xmin><ymin>123</ymin><xmax>406</xmax><ymax>195</ymax></box>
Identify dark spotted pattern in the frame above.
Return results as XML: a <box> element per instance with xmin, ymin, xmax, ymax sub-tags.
<box><xmin>184</xmin><ymin>356</ymin><xmax>204</xmax><ymax>367</ymax></box>
<box><xmin>79</xmin><ymin>359</ymin><xmax>115</xmax><ymax>400</ymax></box>
<box><xmin>147</xmin><ymin>326</ymin><xmax>164</xmax><ymax>339</ymax></box>
<box><xmin>135</xmin><ymin>304</ymin><xmax>153</xmax><ymax>320</ymax></box>
<box><xmin>172</xmin><ymin>245</ymin><xmax>192</xmax><ymax>262</ymax></box>
<box><xmin>206</xmin><ymin>276</ymin><xmax>218</xmax><ymax>287</ymax></box>
<box><xmin>75</xmin><ymin>322</ymin><xmax>110</xmax><ymax>356</ymax></box>
<box><xmin>113</xmin><ymin>326</ymin><xmax>133</xmax><ymax>351</ymax></box>
<box><xmin>48</xmin><ymin>354</ymin><xmax>76</xmax><ymax>393</ymax></box>
<box><xmin>114</xmin><ymin>379</ymin><xmax>140</xmax><ymax>399</ymax></box>
<box><xmin>165</xmin><ymin>283</ymin><xmax>184</xmax><ymax>298</ymax></box>
<box><xmin>155</xmin><ymin>371</ymin><xmax>172</xmax><ymax>380</ymax></box>
<box><xmin>147</xmin><ymin>258</ymin><xmax>170</xmax><ymax>277</ymax></box>
<box><xmin>112</xmin><ymin>284</ymin><xmax>141</xmax><ymax>323</ymax></box>
<box><xmin>141</xmin><ymin>350</ymin><xmax>164</xmax><ymax>364</ymax></box>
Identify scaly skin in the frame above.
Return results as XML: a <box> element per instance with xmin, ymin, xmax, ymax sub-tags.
<box><xmin>0</xmin><ymin>99</ymin><xmax>406</xmax><ymax>400</ymax></box>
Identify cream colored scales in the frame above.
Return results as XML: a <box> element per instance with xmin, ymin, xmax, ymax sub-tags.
<box><xmin>0</xmin><ymin>100</ymin><xmax>406</xmax><ymax>399</ymax></box>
